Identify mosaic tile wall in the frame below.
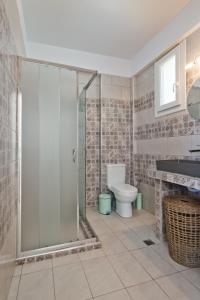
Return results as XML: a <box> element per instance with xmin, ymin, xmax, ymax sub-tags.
<box><xmin>0</xmin><ymin>1</ymin><xmax>19</xmax><ymax>299</ymax></box>
<box><xmin>86</xmin><ymin>96</ymin><xmax>100</xmax><ymax>207</ymax></box>
<box><xmin>133</xmin><ymin>27</ymin><xmax>200</xmax><ymax>213</ymax></box>
<box><xmin>78</xmin><ymin>73</ymin><xmax>101</xmax><ymax>207</ymax></box>
<box><xmin>101</xmin><ymin>75</ymin><xmax>133</xmax><ymax>194</ymax></box>
<box><xmin>79</xmin><ymin>74</ymin><xmax>132</xmax><ymax>207</ymax></box>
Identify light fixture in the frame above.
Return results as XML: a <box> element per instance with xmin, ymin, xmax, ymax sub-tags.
<box><xmin>185</xmin><ymin>62</ymin><xmax>193</xmax><ymax>70</ymax></box>
<box><xmin>185</xmin><ymin>55</ymin><xmax>200</xmax><ymax>70</ymax></box>
<box><xmin>194</xmin><ymin>56</ymin><xmax>200</xmax><ymax>65</ymax></box>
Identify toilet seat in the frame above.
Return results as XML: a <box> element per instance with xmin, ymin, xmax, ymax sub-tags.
<box><xmin>112</xmin><ymin>184</ymin><xmax>138</xmax><ymax>196</ymax></box>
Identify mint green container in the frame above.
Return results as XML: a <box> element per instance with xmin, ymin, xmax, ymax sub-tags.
<box><xmin>136</xmin><ymin>192</ymin><xmax>143</xmax><ymax>210</ymax></box>
<box><xmin>99</xmin><ymin>194</ymin><xmax>111</xmax><ymax>215</ymax></box>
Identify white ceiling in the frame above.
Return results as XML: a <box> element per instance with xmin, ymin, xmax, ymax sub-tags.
<box><xmin>21</xmin><ymin>0</ymin><xmax>190</xmax><ymax>59</ymax></box>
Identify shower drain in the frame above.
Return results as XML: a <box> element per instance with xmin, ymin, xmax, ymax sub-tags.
<box><xmin>143</xmin><ymin>239</ymin><xmax>155</xmax><ymax>246</ymax></box>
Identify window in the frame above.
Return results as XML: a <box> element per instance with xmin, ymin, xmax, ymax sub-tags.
<box><xmin>154</xmin><ymin>42</ymin><xmax>186</xmax><ymax>117</ymax></box>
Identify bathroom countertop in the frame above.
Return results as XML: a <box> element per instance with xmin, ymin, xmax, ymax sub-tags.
<box><xmin>148</xmin><ymin>168</ymin><xmax>200</xmax><ymax>189</ymax></box>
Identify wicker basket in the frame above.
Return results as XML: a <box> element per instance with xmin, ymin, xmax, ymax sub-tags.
<box><xmin>164</xmin><ymin>195</ymin><xmax>200</xmax><ymax>267</ymax></box>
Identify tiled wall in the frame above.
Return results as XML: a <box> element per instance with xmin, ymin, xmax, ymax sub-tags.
<box><xmin>78</xmin><ymin>73</ymin><xmax>132</xmax><ymax>207</ymax></box>
<box><xmin>85</xmin><ymin>77</ymin><xmax>101</xmax><ymax>207</ymax></box>
<box><xmin>101</xmin><ymin>75</ymin><xmax>133</xmax><ymax>193</ymax></box>
<box><xmin>86</xmin><ymin>96</ymin><xmax>101</xmax><ymax>207</ymax></box>
<box><xmin>78</xmin><ymin>73</ymin><xmax>101</xmax><ymax>207</ymax></box>
<box><xmin>0</xmin><ymin>1</ymin><xmax>19</xmax><ymax>299</ymax></box>
<box><xmin>133</xmin><ymin>27</ymin><xmax>200</xmax><ymax>213</ymax></box>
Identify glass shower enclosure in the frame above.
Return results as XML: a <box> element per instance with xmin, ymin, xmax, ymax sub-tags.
<box><xmin>78</xmin><ymin>88</ymin><xmax>87</xmax><ymax>220</ymax></box>
<box><xmin>18</xmin><ymin>59</ymin><xmax>98</xmax><ymax>256</ymax></box>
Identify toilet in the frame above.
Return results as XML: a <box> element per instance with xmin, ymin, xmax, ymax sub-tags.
<box><xmin>106</xmin><ymin>164</ymin><xmax>138</xmax><ymax>217</ymax></box>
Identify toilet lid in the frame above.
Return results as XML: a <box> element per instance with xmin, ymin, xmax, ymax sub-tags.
<box><xmin>113</xmin><ymin>184</ymin><xmax>138</xmax><ymax>195</ymax></box>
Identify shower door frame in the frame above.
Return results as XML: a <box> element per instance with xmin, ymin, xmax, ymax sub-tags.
<box><xmin>17</xmin><ymin>57</ymin><xmax>97</xmax><ymax>259</ymax></box>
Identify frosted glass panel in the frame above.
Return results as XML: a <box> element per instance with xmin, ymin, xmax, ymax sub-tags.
<box><xmin>160</xmin><ymin>54</ymin><xmax>176</xmax><ymax>105</ymax></box>
<box><xmin>60</xmin><ymin>68</ymin><xmax>77</xmax><ymax>243</ymax></box>
<box><xmin>21</xmin><ymin>61</ymin><xmax>78</xmax><ymax>251</ymax></box>
<box><xmin>21</xmin><ymin>61</ymin><xmax>40</xmax><ymax>251</ymax></box>
<box><xmin>38</xmin><ymin>65</ymin><xmax>60</xmax><ymax>247</ymax></box>
<box><xmin>78</xmin><ymin>89</ymin><xmax>86</xmax><ymax>219</ymax></box>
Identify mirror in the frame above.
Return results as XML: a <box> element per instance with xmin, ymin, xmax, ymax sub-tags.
<box><xmin>187</xmin><ymin>78</ymin><xmax>200</xmax><ymax>119</ymax></box>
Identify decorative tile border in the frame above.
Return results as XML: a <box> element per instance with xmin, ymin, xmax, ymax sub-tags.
<box><xmin>133</xmin><ymin>154</ymin><xmax>198</xmax><ymax>187</ymax></box>
<box><xmin>134</xmin><ymin>91</ymin><xmax>154</xmax><ymax>112</ymax></box>
<box><xmin>16</xmin><ymin>241</ymin><xmax>102</xmax><ymax>265</ymax></box>
<box><xmin>16</xmin><ymin>218</ymin><xmax>101</xmax><ymax>265</ymax></box>
<box><xmin>148</xmin><ymin>168</ymin><xmax>200</xmax><ymax>189</ymax></box>
<box><xmin>134</xmin><ymin>112</ymin><xmax>196</xmax><ymax>140</ymax></box>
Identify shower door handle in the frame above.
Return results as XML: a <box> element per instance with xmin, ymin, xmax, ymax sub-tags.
<box><xmin>72</xmin><ymin>148</ymin><xmax>77</xmax><ymax>163</ymax></box>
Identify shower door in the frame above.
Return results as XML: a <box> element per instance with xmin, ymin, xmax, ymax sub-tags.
<box><xmin>21</xmin><ymin>61</ymin><xmax>78</xmax><ymax>252</ymax></box>
<box><xmin>78</xmin><ymin>89</ymin><xmax>86</xmax><ymax>219</ymax></box>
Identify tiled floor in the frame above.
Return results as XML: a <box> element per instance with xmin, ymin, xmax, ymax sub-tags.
<box><xmin>8</xmin><ymin>208</ymin><xmax>200</xmax><ymax>300</ymax></box>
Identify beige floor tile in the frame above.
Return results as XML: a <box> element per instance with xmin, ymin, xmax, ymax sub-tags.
<box><xmin>140</xmin><ymin>213</ymin><xmax>156</xmax><ymax>226</ymax></box>
<box><xmin>132</xmin><ymin>210</ymin><xmax>155</xmax><ymax>223</ymax></box>
<box><xmin>79</xmin><ymin>249</ymin><xmax>105</xmax><ymax>261</ymax></box>
<box><xmin>133</xmin><ymin>224</ymin><xmax>160</xmax><ymax>244</ymax></box>
<box><xmin>156</xmin><ymin>273</ymin><xmax>200</xmax><ymax>300</ymax></box>
<box><xmin>87</xmin><ymin>208</ymin><xmax>101</xmax><ymax>222</ymax></box>
<box><xmin>151</xmin><ymin>243</ymin><xmax>188</xmax><ymax>271</ymax></box>
<box><xmin>22</xmin><ymin>259</ymin><xmax>52</xmax><ymax>275</ymax></box>
<box><xmin>107</xmin><ymin>252</ymin><xmax>151</xmax><ymax>287</ymax></box>
<box><xmin>98</xmin><ymin>212</ymin><xmax>119</xmax><ymax>221</ymax></box>
<box><xmin>115</xmin><ymin>229</ymin><xmax>146</xmax><ymax>250</ymax></box>
<box><xmin>132</xmin><ymin>247</ymin><xmax>176</xmax><ymax>279</ymax></box>
<box><xmin>53</xmin><ymin>262</ymin><xmax>91</xmax><ymax>300</ymax></box>
<box><xmin>17</xmin><ymin>269</ymin><xmax>54</xmax><ymax>300</ymax></box>
<box><xmin>89</xmin><ymin>219</ymin><xmax>112</xmax><ymax>236</ymax></box>
<box><xmin>132</xmin><ymin>209</ymin><xmax>148</xmax><ymax>218</ymax></box>
<box><xmin>82</xmin><ymin>256</ymin><xmax>123</xmax><ymax>297</ymax></box>
<box><xmin>103</xmin><ymin>217</ymin><xmax>128</xmax><ymax>232</ymax></box>
<box><xmin>7</xmin><ymin>276</ymin><xmax>20</xmax><ymax>300</ymax></box>
<box><xmin>127</xmin><ymin>280</ymin><xmax>170</xmax><ymax>300</ymax></box>
<box><xmin>94</xmin><ymin>289</ymin><xmax>131</xmax><ymax>300</ymax></box>
<box><xmin>13</xmin><ymin>265</ymin><xmax>22</xmax><ymax>277</ymax></box>
<box><xmin>100</xmin><ymin>233</ymin><xmax>127</xmax><ymax>255</ymax></box>
<box><xmin>100</xmin><ymin>212</ymin><xmax>113</xmax><ymax>221</ymax></box>
<box><xmin>52</xmin><ymin>253</ymin><xmax>80</xmax><ymax>267</ymax></box>
<box><xmin>181</xmin><ymin>268</ymin><xmax>200</xmax><ymax>290</ymax></box>
<box><xmin>121</xmin><ymin>217</ymin><xmax>146</xmax><ymax>230</ymax></box>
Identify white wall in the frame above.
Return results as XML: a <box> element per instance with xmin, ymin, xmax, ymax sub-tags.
<box><xmin>26</xmin><ymin>42</ymin><xmax>132</xmax><ymax>77</ymax></box>
<box><xmin>26</xmin><ymin>0</ymin><xmax>200</xmax><ymax>77</ymax></box>
<box><xmin>5</xmin><ymin>0</ymin><xmax>200</xmax><ymax>76</ymax></box>
<box><xmin>131</xmin><ymin>0</ymin><xmax>200</xmax><ymax>75</ymax></box>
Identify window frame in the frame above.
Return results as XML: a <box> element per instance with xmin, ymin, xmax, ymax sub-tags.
<box><xmin>154</xmin><ymin>41</ymin><xmax>186</xmax><ymax>118</ymax></box>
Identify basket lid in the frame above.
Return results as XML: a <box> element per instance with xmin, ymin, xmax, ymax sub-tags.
<box><xmin>164</xmin><ymin>195</ymin><xmax>200</xmax><ymax>213</ymax></box>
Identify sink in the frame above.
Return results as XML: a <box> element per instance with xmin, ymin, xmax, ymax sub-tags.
<box><xmin>156</xmin><ymin>160</ymin><xmax>200</xmax><ymax>178</ymax></box>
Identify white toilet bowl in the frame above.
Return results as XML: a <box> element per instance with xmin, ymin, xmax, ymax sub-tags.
<box><xmin>106</xmin><ymin>164</ymin><xmax>138</xmax><ymax>218</ymax></box>
<box><xmin>112</xmin><ymin>183</ymin><xmax>138</xmax><ymax>217</ymax></box>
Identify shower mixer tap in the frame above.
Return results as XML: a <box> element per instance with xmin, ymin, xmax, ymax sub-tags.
<box><xmin>72</xmin><ymin>148</ymin><xmax>77</xmax><ymax>163</ymax></box>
